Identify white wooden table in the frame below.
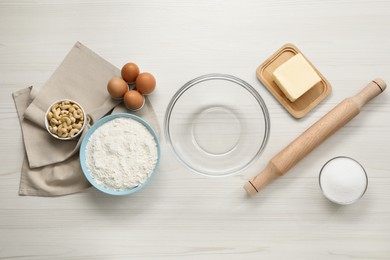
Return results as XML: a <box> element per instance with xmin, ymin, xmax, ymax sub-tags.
<box><xmin>1</xmin><ymin>1</ymin><xmax>389</xmax><ymax>259</ymax></box>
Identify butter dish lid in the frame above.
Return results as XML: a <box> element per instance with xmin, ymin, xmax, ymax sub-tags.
<box><xmin>256</xmin><ymin>43</ymin><xmax>332</xmax><ymax>118</ymax></box>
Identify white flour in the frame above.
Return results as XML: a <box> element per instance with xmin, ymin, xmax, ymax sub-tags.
<box><xmin>320</xmin><ymin>157</ymin><xmax>367</xmax><ymax>204</ymax></box>
<box><xmin>86</xmin><ymin>117</ymin><xmax>158</xmax><ymax>191</ymax></box>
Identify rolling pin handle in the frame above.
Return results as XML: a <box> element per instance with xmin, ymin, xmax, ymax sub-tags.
<box><xmin>353</xmin><ymin>78</ymin><xmax>387</xmax><ymax>107</ymax></box>
<box><xmin>244</xmin><ymin>162</ymin><xmax>281</xmax><ymax>195</ymax></box>
<box><xmin>373</xmin><ymin>78</ymin><xmax>387</xmax><ymax>92</ymax></box>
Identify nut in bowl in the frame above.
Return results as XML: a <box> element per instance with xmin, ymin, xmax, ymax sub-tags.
<box><xmin>45</xmin><ymin>99</ymin><xmax>86</xmax><ymax>140</ymax></box>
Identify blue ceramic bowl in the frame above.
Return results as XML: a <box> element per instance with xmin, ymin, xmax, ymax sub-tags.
<box><xmin>80</xmin><ymin>113</ymin><xmax>160</xmax><ymax>196</ymax></box>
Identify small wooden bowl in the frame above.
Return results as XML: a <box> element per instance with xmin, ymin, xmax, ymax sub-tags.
<box><xmin>256</xmin><ymin>43</ymin><xmax>332</xmax><ymax>118</ymax></box>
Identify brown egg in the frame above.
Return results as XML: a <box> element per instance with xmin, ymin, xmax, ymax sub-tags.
<box><xmin>121</xmin><ymin>63</ymin><xmax>140</xmax><ymax>83</ymax></box>
<box><xmin>107</xmin><ymin>77</ymin><xmax>128</xmax><ymax>99</ymax></box>
<box><xmin>135</xmin><ymin>72</ymin><xmax>156</xmax><ymax>95</ymax></box>
<box><xmin>124</xmin><ymin>90</ymin><xmax>145</xmax><ymax>111</ymax></box>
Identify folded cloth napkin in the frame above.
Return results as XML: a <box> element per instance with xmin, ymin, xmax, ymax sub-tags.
<box><xmin>12</xmin><ymin>42</ymin><xmax>160</xmax><ymax>196</ymax></box>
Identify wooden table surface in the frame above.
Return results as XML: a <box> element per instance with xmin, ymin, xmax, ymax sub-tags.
<box><xmin>1</xmin><ymin>1</ymin><xmax>389</xmax><ymax>259</ymax></box>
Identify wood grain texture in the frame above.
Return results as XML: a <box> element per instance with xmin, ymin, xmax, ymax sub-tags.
<box><xmin>1</xmin><ymin>0</ymin><xmax>390</xmax><ymax>259</ymax></box>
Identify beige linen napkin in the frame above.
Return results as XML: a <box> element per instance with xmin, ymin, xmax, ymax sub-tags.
<box><xmin>13</xmin><ymin>42</ymin><xmax>160</xmax><ymax>196</ymax></box>
<box><xmin>22</xmin><ymin>42</ymin><xmax>121</xmax><ymax>168</ymax></box>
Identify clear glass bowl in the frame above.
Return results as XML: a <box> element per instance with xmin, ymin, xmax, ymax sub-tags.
<box><xmin>164</xmin><ymin>74</ymin><xmax>270</xmax><ymax>177</ymax></box>
<box><xmin>319</xmin><ymin>156</ymin><xmax>368</xmax><ymax>205</ymax></box>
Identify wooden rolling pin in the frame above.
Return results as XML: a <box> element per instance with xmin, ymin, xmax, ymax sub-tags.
<box><xmin>244</xmin><ymin>79</ymin><xmax>386</xmax><ymax>196</ymax></box>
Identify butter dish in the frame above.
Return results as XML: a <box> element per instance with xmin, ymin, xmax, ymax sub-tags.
<box><xmin>256</xmin><ymin>43</ymin><xmax>331</xmax><ymax>118</ymax></box>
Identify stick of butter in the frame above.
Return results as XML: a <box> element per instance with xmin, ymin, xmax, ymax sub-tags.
<box><xmin>273</xmin><ymin>53</ymin><xmax>321</xmax><ymax>102</ymax></box>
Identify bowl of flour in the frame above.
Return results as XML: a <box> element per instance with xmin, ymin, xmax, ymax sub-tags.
<box><xmin>80</xmin><ymin>113</ymin><xmax>160</xmax><ymax>195</ymax></box>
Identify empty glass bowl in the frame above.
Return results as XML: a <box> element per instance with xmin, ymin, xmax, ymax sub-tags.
<box><xmin>164</xmin><ymin>74</ymin><xmax>270</xmax><ymax>177</ymax></box>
